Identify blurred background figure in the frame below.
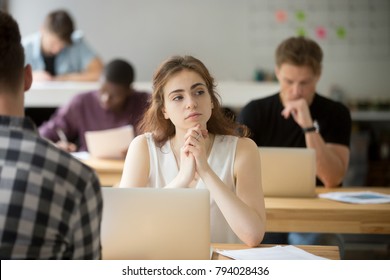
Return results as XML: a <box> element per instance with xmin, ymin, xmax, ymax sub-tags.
<box><xmin>22</xmin><ymin>9</ymin><xmax>103</xmax><ymax>81</ymax></box>
<box><xmin>39</xmin><ymin>59</ymin><xmax>150</xmax><ymax>153</ymax></box>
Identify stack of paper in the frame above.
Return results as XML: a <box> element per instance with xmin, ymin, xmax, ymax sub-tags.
<box><xmin>217</xmin><ymin>245</ymin><xmax>328</xmax><ymax>260</ymax></box>
<box><xmin>319</xmin><ymin>191</ymin><xmax>390</xmax><ymax>204</ymax></box>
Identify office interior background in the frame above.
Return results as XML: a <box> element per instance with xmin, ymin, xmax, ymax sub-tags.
<box><xmin>1</xmin><ymin>0</ymin><xmax>389</xmax><ymax>259</ymax></box>
<box><xmin>8</xmin><ymin>0</ymin><xmax>389</xmax><ymax>187</ymax></box>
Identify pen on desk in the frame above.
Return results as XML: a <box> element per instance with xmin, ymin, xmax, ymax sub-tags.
<box><xmin>56</xmin><ymin>129</ymin><xmax>68</xmax><ymax>144</ymax></box>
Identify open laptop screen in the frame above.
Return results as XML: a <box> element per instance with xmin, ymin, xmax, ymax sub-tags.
<box><xmin>101</xmin><ymin>187</ymin><xmax>210</xmax><ymax>260</ymax></box>
<box><xmin>259</xmin><ymin>147</ymin><xmax>316</xmax><ymax>198</ymax></box>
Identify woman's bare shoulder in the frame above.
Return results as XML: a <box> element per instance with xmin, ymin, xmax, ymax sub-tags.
<box><xmin>237</xmin><ymin>136</ymin><xmax>258</xmax><ymax>151</ymax></box>
<box><xmin>131</xmin><ymin>133</ymin><xmax>149</xmax><ymax>146</ymax></box>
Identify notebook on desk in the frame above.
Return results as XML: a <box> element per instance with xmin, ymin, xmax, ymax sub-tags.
<box><xmin>101</xmin><ymin>187</ymin><xmax>211</xmax><ymax>260</ymax></box>
<box><xmin>259</xmin><ymin>147</ymin><xmax>316</xmax><ymax>198</ymax></box>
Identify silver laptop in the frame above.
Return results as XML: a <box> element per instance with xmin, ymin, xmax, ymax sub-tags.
<box><xmin>101</xmin><ymin>187</ymin><xmax>210</xmax><ymax>260</ymax></box>
<box><xmin>85</xmin><ymin>125</ymin><xmax>134</xmax><ymax>159</ymax></box>
<box><xmin>259</xmin><ymin>147</ymin><xmax>316</xmax><ymax>198</ymax></box>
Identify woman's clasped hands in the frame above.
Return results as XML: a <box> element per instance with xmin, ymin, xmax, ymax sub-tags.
<box><xmin>176</xmin><ymin>124</ymin><xmax>210</xmax><ymax>187</ymax></box>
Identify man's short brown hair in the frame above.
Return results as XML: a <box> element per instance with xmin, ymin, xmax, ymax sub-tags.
<box><xmin>275</xmin><ymin>36</ymin><xmax>323</xmax><ymax>75</ymax></box>
<box><xmin>44</xmin><ymin>9</ymin><xmax>74</xmax><ymax>44</ymax></box>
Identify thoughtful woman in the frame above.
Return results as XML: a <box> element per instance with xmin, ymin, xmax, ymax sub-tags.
<box><xmin>119</xmin><ymin>55</ymin><xmax>265</xmax><ymax>246</ymax></box>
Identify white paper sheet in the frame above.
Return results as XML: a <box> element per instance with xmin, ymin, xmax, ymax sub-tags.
<box><xmin>71</xmin><ymin>151</ymin><xmax>90</xmax><ymax>160</ymax></box>
<box><xmin>319</xmin><ymin>191</ymin><xmax>390</xmax><ymax>204</ymax></box>
<box><xmin>216</xmin><ymin>245</ymin><xmax>328</xmax><ymax>260</ymax></box>
<box><xmin>85</xmin><ymin>125</ymin><xmax>134</xmax><ymax>159</ymax></box>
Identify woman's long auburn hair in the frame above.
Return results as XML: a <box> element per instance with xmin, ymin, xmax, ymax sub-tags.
<box><xmin>138</xmin><ymin>55</ymin><xmax>248</xmax><ymax>147</ymax></box>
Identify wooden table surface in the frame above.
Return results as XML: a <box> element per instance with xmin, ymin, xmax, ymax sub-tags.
<box><xmin>81</xmin><ymin>157</ymin><xmax>124</xmax><ymax>186</ymax></box>
<box><xmin>265</xmin><ymin>187</ymin><xmax>390</xmax><ymax>234</ymax></box>
<box><xmin>81</xmin><ymin>157</ymin><xmax>390</xmax><ymax>234</ymax></box>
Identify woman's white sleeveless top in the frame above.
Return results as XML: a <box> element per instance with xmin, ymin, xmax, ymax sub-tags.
<box><xmin>145</xmin><ymin>132</ymin><xmax>241</xmax><ymax>244</ymax></box>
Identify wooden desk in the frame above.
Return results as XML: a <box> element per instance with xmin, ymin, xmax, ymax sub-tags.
<box><xmin>266</xmin><ymin>187</ymin><xmax>390</xmax><ymax>234</ymax></box>
<box><xmin>81</xmin><ymin>157</ymin><xmax>124</xmax><ymax>186</ymax></box>
<box><xmin>212</xmin><ymin>243</ymin><xmax>340</xmax><ymax>260</ymax></box>
<box><xmin>79</xmin><ymin>157</ymin><xmax>390</xmax><ymax>234</ymax></box>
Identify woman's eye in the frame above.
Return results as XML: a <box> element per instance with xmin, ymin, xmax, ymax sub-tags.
<box><xmin>196</xmin><ymin>90</ymin><xmax>205</xmax><ymax>95</ymax></box>
<box><xmin>172</xmin><ymin>95</ymin><xmax>183</xmax><ymax>101</ymax></box>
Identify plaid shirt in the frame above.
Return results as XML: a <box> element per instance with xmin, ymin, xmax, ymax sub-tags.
<box><xmin>0</xmin><ymin>116</ymin><xmax>102</xmax><ymax>259</ymax></box>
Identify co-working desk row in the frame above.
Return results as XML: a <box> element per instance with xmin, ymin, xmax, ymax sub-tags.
<box><xmin>81</xmin><ymin>157</ymin><xmax>390</xmax><ymax>235</ymax></box>
<box><xmin>26</xmin><ymin>81</ymin><xmax>390</xmax><ymax>121</ymax></box>
<box><xmin>25</xmin><ymin>81</ymin><xmax>279</xmax><ymax>111</ymax></box>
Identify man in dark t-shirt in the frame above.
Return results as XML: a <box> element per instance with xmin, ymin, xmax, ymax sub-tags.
<box><xmin>239</xmin><ymin>36</ymin><xmax>351</xmax><ymax>188</ymax></box>
<box><xmin>239</xmin><ymin>93</ymin><xmax>351</xmax><ymax>186</ymax></box>
<box><xmin>238</xmin><ymin>36</ymin><xmax>352</xmax><ymax>246</ymax></box>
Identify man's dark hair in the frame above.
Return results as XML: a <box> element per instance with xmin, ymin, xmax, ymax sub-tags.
<box><xmin>0</xmin><ymin>11</ymin><xmax>25</xmax><ymax>92</ymax></box>
<box><xmin>104</xmin><ymin>59</ymin><xmax>135</xmax><ymax>88</ymax></box>
<box><xmin>44</xmin><ymin>9</ymin><xmax>74</xmax><ymax>44</ymax></box>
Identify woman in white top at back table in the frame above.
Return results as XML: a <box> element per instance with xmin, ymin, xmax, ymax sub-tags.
<box><xmin>119</xmin><ymin>55</ymin><xmax>266</xmax><ymax>246</ymax></box>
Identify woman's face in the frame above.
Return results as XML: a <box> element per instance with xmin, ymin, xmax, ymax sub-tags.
<box><xmin>162</xmin><ymin>69</ymin><xmax>213</xmax><ymax>131</ymax></box>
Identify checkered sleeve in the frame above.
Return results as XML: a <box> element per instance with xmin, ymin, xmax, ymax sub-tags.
<box><xmin>0</xmin><ymin>117</ymin><xmax>104</xmax><ymax>259</ymax></box>
<box><xmin>69</xmin><ymin>169</ymin><xmax>103</xmax><ymax>259</ymax></box>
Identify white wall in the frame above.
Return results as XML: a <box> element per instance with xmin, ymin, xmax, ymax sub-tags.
<box><xmin>9</xmin><ymin>0</ymin><xmax>390</xmax><ymax>100</ymax></box>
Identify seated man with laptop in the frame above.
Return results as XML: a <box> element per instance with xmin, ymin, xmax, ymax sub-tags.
<box><xmin>238</xmin><ymin>36</ymin><xmax>351</xmax><ymax>246</ymax></box>
<box><xmin>39</xmin><ymin>59</ymin><xmax>150</xmax><ymax>153</ymax></box>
